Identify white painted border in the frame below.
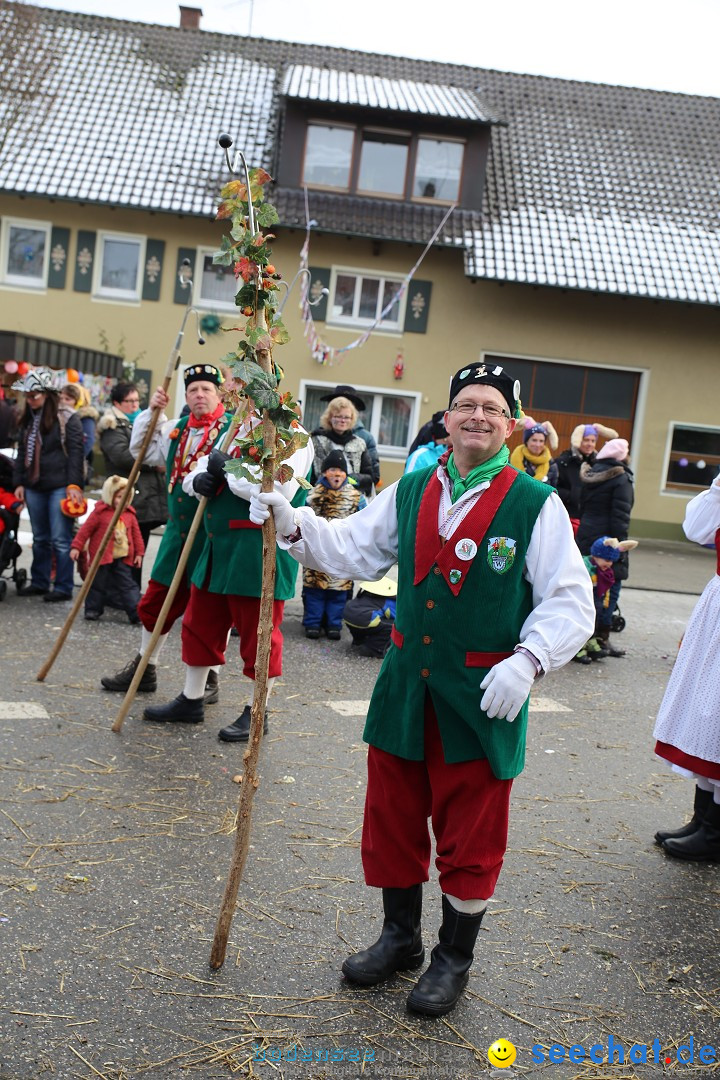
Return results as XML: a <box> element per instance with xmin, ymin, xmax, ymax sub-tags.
<box><xmin>0</xmin><ymin>216</ymin><xmax>52</xmax><ymax>291</ymax></box>
<box><xmin>660</xmin><ymin>420</ymin><xmax>720</xmax><ymax>501</ymax></box>
<box><xmin>92</xmin><ymin>230</ymin><xmax>146</xmax><ymax>304</ymax></box>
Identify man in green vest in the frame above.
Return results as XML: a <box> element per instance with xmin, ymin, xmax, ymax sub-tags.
<box><xmin>249</xmin><ymin>362</ymin><xmax>594</xmax><ymax>1017</ymax></box>
<box><xmin>100</xmin><ymin>364</ymin><xmax>231</xmax><ymax>699</ymax></box>
<box><xmin>141</xmin><ymin>417</ymin><xmax>313</xmax><ymax>741</ymax></box>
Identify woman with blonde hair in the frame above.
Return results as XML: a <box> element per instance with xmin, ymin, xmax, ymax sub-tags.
<box><xmin>310</xmin><ymin>396</ymin><xmax>374</xmax><ymax>495</ymax></box>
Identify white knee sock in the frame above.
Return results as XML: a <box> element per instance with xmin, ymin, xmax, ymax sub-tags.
<box><xmin>139</xmin><ymin>628</ymin><xmax>168</xmax><ymax>666</ymax></box>
<box><xmin>445</xmin><ymin>894</ymin><xmax>488</xmax><ymax>916</ymax></box>
<box><xmin>247</xmin><ymin>677</ymin><xmax>275</xmax><ymax>708</ymax></box>
<box><xmin>183</xmin><ymin>665</ymin><xmax>210</xmax><ymax>700</ymax></box>
<box><xmin>209</xmin><ymin>664</ymin><xmax>221</xmax><ymax>675</ymax></box>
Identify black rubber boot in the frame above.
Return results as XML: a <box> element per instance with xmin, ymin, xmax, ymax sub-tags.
<box><xmin>218</xmin><ymin>705</ymin><xmax>268</xmax><ymax>742</ymax></box>
<box><xmin>204</xmin><ymin>670</ymin><xmax>219</xmax><ymax>705</ymax></box>
<box><xmin>342</xmin><ymin>886</ymin><xmax>424</xmax><ymax>986</ymax></box>
<box><xmin>655</xmin><ymin>785</ymin><xmax>713</xmax><ymax>845</ymax></box>
<box><xmin>663</xmin><ymin>797</ymin><xmax>720</xmax><ymax>861</ymax></box>
<box><xmin>101</xmin><ymin>653</ymin><xmax>157</xmax><ymax>693</ymax></box>
<box><xmin>142</xmin><ymin>693</ymin><xmax>204</xmax><ymax>724</ymax></box>
<box><xmin>595</xmin><ymin>626</ymin><xmax>625</xmax><ymax>657</ymax></box>
<box><xmin>406</xmin><ymin>895</ymin><xmax>484</xmax><ymax>1017</ymax></box>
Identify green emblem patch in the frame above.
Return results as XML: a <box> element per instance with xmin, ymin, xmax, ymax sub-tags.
<box><xmin>449</xmin><ymin>568</ymin><xmax>462</xmax><ymax>585</ymax></box>
<box><xmin>487</xmin><ymin>536</ymin><xmax>517</xmax><ymax>574</ymax></box>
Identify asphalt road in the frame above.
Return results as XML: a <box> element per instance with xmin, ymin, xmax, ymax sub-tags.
<box><xmin>1</xmin><ymin>541</ymin><xmax>718</xmax><ymax>1080</ymax></box>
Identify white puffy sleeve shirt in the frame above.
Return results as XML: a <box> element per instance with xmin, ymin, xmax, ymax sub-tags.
<box><xmin>280</xmin><ymin>470</ymin><xmax>594</xmax><ymax>673</ymax></box>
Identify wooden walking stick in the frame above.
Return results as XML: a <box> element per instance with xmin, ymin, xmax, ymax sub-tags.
<box><xmin>37</xmin><ymin>263</ymin><xmax>201</xmax><ymax>682</ymax></box>
<box><xmin>110</xmin><ymin>406</ymin><xmax>243</xmax><ymax>733</ymax></box>
<box><xmin>208</xmin><ymin>139</ymin><xmax>307</xmax><ymax>968</ymax></box>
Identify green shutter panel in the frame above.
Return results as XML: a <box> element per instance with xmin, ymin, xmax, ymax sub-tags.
<box><xmin>174</xmin><ymin>247</ymin><xmax>196</xmax><ymax>304</ymax></box>
<box><xmin>142</xmin><ymin>239</ymin><xmax>165</xmax><ymax>301</ymax></box>
<box><xmin>47</xmin><ymin>227</ymin><xmax>70</xmax><ymax>289</ymax></box>
<box><xmin>403</xmin><ymin>279</ymin><xmax>432</xmax><ymax>334</ymax></box>
<box><xmin>307</xmin><ymin>266</ymin><xmax>331</xmax><ymax>322</ymax></box>
<box><xmin>73</xmin><ymin>230</ymin><xmax>96</xmax><ymax>292</ymax></box>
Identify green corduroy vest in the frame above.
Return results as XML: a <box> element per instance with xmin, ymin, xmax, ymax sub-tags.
<box><xmin>191</xmin><ymin>482</ymin><xmax>307</xmax><ymax>599</ymax></box>
<box><xmin>149</xmin><ymin>413</ymin><xmax>232</xmax><ymax>588</ymax></box>
<box><xmin>363</xmin><ymin>465</ymin><xmax>553</xmax><ymax>776</ymax></box>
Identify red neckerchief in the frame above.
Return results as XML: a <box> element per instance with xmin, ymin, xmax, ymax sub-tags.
<box><xmin>168</xmin><ymin>404</ymin><xmax>227</xmax><ymax>492</ymax></box>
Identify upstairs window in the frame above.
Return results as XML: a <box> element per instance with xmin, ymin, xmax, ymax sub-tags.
<box><xmin>1</xmin><ymin>219</ymin><xmax>50</xmax><ymax>289</ymax></box>
<box><xmin>95</xmin><ymin>233</ymin><xmax>145</xmax><ymax>301</ymax></box>
<box><xmin>330</xmin><ymin>269</ymin><xmax>405</xmax><ymax>330</ymax></box>
<box><xmin>414</xmin><ymin>137</ymin><xmax>464</xmax><ymax>201</ymax></box>
<box><xmin>303</xmin><ymin>123</ymin><xmax>354</xmax><ymax>189</ymax></box>
<box><xmin>357</xmin><ymin>131</ymin><xmax>409</xmax><ymax>197</ymax></box>
<box><xmin>302</xmin><ymin>123</ymin><xmax>464</xmax><ymax>203</ymax></box>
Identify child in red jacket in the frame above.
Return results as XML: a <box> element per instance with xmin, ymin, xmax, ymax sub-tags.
<box><xmin>70</xmin><ymin>475</ymin><xmax>144</xmax><ymax>623</ymax></box>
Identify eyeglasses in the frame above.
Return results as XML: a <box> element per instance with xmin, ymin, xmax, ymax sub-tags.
<box><xmin>122</xmin><ymin>397</ymin><xmax>140</xmax><ymax>406</ymax></box>
<box><xmin>331</xmin><ymin>414</ymin><xmax>353</xmax><ymax>422</ymax></box>
<box><xmin>450</xmin><ymin>401</ymin><xmax>509</xmax><ymax>420</ymax></box>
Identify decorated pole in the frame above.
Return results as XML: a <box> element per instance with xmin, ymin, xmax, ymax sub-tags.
<box><xmin>37</xmin><ymin>264</ymin><xmax>201</xmax><ymax>683</ymax></box>
<box><xmin>209</xmin><ymin>140</ymin><xmax>307</xmax><ymax>969</ymax></box>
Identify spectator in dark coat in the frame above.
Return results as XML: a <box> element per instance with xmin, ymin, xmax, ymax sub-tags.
<box><xmin>13</xmin><ymin>368</ymin><xmax>85</xmax><ymax>601</ymax></box>
<box><xmin>575</xmin><ymin>438</ymin><xmax>634</xmax><ymax>657</ymax></box>
<box><xmin>98</xmin><ymin>381</ymin><xmax>168</xmax><ymax>582</ymax></box>
<box><xmin>0</xmin><ymin>392</ymin><xmax>18</xmax><ymax>449</ymax></box>
<box><xmin>408</xmin><ymin>410</ymin><xmax>447</xmax><ymax>458</ymax></box>
<box><xmin>554</xmin><ymin>422</ymin><xmax>618</xmax><ymax>526</ymax></box>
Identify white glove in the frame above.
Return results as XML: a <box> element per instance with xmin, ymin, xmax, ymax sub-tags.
<box><xmin>248</xmin><ymin>490</ymin><xmax>297</xmax><ymax>536</ymax></box>
<box><xmin>480</xmin><ymin>651</ymin><xmax>537</xmax><ymax>723</ymax></box>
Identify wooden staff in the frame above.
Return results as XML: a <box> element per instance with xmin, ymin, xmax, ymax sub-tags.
<box><xmin>210</xmin><ymin>337</ymin><xmax>278</xmax><ymax>970</ymax></box>
<box><xmin>37</xmin><ymin>272</ymin><xmax>197</xmax><ymax>682</ymax></box>
<box><xmin>110</xmin><ymin>407</ymin><xmax>243</xmax><ymax>733</ymax></box>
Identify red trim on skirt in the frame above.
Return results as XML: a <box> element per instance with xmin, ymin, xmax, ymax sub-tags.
<box><xmin>655</xmin><ymin>740</ymin><xmax>720</xmax><ymax>782</ymax></box>
<box><xmin>137</xmin><ymin>577</ymin><xmax>191</xmax><ymax>634</ymax></box>
<box><xmin>181</xmin><ymin>584</ymin><xmax>285</xmax><ymax>679</ymax></box>
<box><xmin>362</xmin><ymin>692</ymin><xmax>513</xmax><ymax>900</ymax></box>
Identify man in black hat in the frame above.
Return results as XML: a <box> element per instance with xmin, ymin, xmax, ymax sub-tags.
<box><xmin>319</xmin><ymin>384</ymin><xmax>380</xmax><ymax>490</ymax></box>
<box><xmin>249</xmin><ymin>360</ymin><xmax>594</xmax><ymax>1018</ymax></box>
<box><xmin>100</xmin><ymin>364</ymin><xmax>230</xmax><ymax>698</ymax></box>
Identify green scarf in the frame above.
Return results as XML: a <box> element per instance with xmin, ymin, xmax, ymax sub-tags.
<box><xmin>446</xmin><ymin>446</ymin><xmax>510</xmax><ymax>502</ymax></box>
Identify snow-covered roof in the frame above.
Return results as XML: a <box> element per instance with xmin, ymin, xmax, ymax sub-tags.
<box><xmin>1</xmin><ymin>4</ymin><xmax>719</xmax><ymax>306</ymax></box>
<box><xmin>281</xmin><ymin>64</ymin><xmax>495</xmax><ymax>122</ymax></box>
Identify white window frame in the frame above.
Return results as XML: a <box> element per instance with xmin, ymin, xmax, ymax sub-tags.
<box><xmin>661</xmin><ymin>420</ymin><xmax>720</xmax><ymax>498</ymax></box>
<box><xmin>194</xmin><ymin>246</ymin><xmax>239</xmax><ymax>312</ymax></box>
<box><xmin>93</xmin><ymin>231</ymin><xmax>145</xmax><ymax>302</ymax></box>
<box><xmin>299</xmin><ymin>379</ymin><xmax>422</xmax><ymax>462</ymax></box>
<box><xmin>0</xmin><ymin>217</ymin><xmax>51</xmax><ymax>290</ymax></box>
<box><xmin>327</xmin><ymin>266</ymin><xmax>407</xmax><ymax>333</ymax></box>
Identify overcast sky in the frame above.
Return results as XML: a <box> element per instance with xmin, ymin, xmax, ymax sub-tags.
<box><xmin>28</xmin><ymin>0</ymin><xmax>720</xmax><ymax>98</ymax></box>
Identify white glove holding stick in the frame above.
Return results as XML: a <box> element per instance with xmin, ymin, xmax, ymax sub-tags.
<box><xmin>480</xmin><ymin>651</ymin><xmax>537</xmax><ymax>723</ymax></box>
<box><xmin>248</xmin><ymin>490</ymin><xmax>297</xmax><ymax>536</ymax></box>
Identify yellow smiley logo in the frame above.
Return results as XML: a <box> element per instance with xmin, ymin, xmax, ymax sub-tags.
<box><xmin>488</xmin><ymin>1039</ymin><xmax>517</xmax><ymax>1068</ymax></box>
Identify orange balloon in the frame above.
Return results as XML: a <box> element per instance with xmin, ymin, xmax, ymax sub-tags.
<box><xmin>66</xmin><ymin>368</ymin><xmax>79</xmax><ymax>382</ymax></box>
<box><xmin>16</xmin><ymin>361</ymin><xmax>30</xmax><ymax>375</ymax></box>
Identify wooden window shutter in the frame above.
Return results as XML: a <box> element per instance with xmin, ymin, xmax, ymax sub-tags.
<box><xmin>173</xmin><ymin>248</ymin><xmax>196</xmax><ymax>304</ymax></box>
<box><xmin>307</xmin><ymin>267</ymin><xmax>331</xmax><ymax>322</ymax></box>
<box><xmin>47</xmin><ymin>227</ymin><xmax>70</xmax><ymax>290</ymax></box>
<box><xmin>403</xmin><ymin>279</ymin><xmax>432</xmax><ymax>334</ymax></box>
<box><xmin>142</xmin><ymin>239</ymin><xmax>165</xmax><ymax>301</ymax></box>
<box><xmin>73</xmin><ymin>230</ymin><xmax>96</xmax><ymax>292</ymax></box>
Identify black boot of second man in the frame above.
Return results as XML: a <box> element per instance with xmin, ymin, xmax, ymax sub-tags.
<box><xmin>406</xmin><ymin>895</ymin><xmax>484</xmax><ymax>1017</ymax></box>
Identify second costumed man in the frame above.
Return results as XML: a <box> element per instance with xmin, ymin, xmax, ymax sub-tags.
<box><xmin>142</xmin><ymin>396</ymin><xmax>314</xmax><ymax>740</ymax></box>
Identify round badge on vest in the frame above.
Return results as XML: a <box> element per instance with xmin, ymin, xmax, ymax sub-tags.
<box><xmin>455</xmin><ymin>538</ymin><xmax>478</xmax><ymax>561</ymax></box>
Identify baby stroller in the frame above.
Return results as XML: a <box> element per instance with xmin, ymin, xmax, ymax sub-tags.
<box><xmin>611</xmin><ymin>605</ymin><xmax>626</xmax><ymax>632</ymax></box>
<box><xmin>0</xmin><ymin>453</ymin><xmax>26</xmax><ymax>600</ymax></box>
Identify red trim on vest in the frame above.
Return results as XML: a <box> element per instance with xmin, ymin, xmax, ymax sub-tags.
<box><xmin>655</xmin><ymin>740</ymin><xmax>720</xmax><ymax>781</ymax></box>
<box><xmin>390</xmin><ymin>625</ymin><xmax>404</xmax><ymax>648</ymax></box>
<box><xmin>414</xmin><ymin>466</ymin><xmax>518</xmax><ymax>596</ymax></box>
<box><xmin>465</xmin><ymin>650</ymin><xmax>513</xmax><ymax>667</ymax></box>
<box><xmin>229</xmin><ymin>520</ymin><xmax>262</xmax><ymax>530</ymax></box>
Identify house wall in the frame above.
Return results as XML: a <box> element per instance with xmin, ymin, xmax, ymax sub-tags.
<box><xmin>2</xmin><ymin>194</ymin><xmax>718</xmax><ymax>539</ymax></box>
